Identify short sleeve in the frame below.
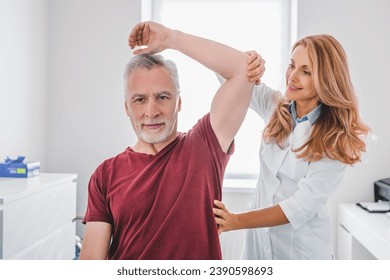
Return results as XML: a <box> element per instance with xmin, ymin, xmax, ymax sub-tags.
<box><xmin>250</xmin><ymin>83</ymin><xmax>281</xmax><ymax>122</ymax></box>
<box><xmin>82</xmin><ymin>165</ymin><xmax>113</xmax><ymax>225</ymax></box>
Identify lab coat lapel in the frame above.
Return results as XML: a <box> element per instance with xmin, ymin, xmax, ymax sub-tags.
<box><xmin>264</xmin><ymin>120</ymin><xmax>311</xmax><ymax>179</ymax></box>
<box><xmin>257</xmin><ymin>138</ymin><xmax>290</xmax><ymax>208</ymax></box>
<box><xmin>280</xmin><ymin>121</ymin><xmax>311</xmax><ymax>181</ymax></box>
<box><xmin>263</xmin><ymin>140</ymin><xmax>290</xmax><ymax>178</ymax></box>
<box><xmin>292</xmin><ymin>120</ymin><xmax>311</xmax><ymax>149</ymax></box>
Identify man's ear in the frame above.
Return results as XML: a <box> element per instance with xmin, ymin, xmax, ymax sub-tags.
<box><xmin>178</xmin><ymin>96</ymin><xmax>182</xmax><ymax>112</ymax></box>
<box><xmin>125</xmin><ymin>100</ymin><xmax>131</xmax><ymax>116</ymax></box>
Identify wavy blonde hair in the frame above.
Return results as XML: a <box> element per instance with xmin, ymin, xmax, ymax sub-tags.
<box><xmin>263</xmin><ymin>34</ymin><xmax>370</xmax><ymax>165</ymax></box>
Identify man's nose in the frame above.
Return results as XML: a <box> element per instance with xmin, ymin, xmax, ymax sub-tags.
<box><xmin>145</xmin><ymin>100</ymin><xmax>159</xmax><ymax>118</ymax></box>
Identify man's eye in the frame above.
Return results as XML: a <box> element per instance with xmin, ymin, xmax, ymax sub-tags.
<box><xmin>158</xmin><ymin>96</ymin><xmax>169</xmax><ymax>100</ymax></box>
<box><xmin>134</xmin><ymin>98</ymin><xmax>145</xmax><ymax>103</ymax></box>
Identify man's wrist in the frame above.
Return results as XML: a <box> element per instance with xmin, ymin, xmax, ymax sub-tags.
<box><xmin>166</xmin><ymin>29</ymin><xmax>180</xmax><ymax>51</ymax></box>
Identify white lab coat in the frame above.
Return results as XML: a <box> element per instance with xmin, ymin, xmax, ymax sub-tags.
<box><xmin>242</xmin><ymin>83</ymin><xmax>346</xmax><ymax>260</ymax></box>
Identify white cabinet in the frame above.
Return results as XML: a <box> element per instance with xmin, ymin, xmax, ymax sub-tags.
<box><xmin>338</xmin><ymin>203</ymin><xmax>390</xmax><ymax>260</ymax></box>
<box><xmin>0</xmin><ymin>173</ymin><xmax>77</xmax><ymax>259</ymax></box>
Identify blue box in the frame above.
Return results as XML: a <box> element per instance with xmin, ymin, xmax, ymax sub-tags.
<box><xmin>0</xmin><ymin>156</ymin><xmax>40</xmax><ymax>178</ymax></box>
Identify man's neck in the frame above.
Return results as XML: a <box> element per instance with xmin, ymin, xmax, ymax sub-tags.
<box><xmin>132</xmin><ymin>133</ymin><xmax>178</xmax><ymax>155</ymax></box>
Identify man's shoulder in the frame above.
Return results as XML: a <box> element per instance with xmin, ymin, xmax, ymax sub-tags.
<box><xmin>95</xmin><ymin>148</ymin><xmax>129</xmax><ymax>170</ymax></box>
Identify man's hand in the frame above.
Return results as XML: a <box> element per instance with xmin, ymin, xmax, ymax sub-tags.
<box><xmin>128</xmin><ymin>21</ymin><xmax>171</xmax><ymax>55</ymax></box>
<box><xmin>246</xmin><ymin>50</ymin><xmax>265</xmax><ymax>85</ymax></box>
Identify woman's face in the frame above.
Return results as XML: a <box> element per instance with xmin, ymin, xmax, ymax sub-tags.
<box><xmin>285</xmin><ymin>45</ymin><xmax>319</xmax><ymax>116</ymax></box>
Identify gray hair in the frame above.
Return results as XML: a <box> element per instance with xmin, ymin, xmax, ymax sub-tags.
<box><xmin>123</xmin><ymin>54</ymin><xmax>180</xmax><ymax>99</ymax></box>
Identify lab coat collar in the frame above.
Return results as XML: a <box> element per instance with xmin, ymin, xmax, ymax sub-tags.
<box><xmin>290</xmin><ymin>101</ymin><xmax>322</xmax><ymax>128</ymax></box>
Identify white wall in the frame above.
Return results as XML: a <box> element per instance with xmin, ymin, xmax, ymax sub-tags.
<box><xmin>297</xmin><ymin>0</ymin><xmax>390</xmax><ymax>257</ymax></box>
<box><xmin>46</xmin><ymin>0</ymin><xmax>142</xmax><ymax>237</ymax></box>
<box><xmin>0</xmin><ymin>0</ymin><xmax>48</xmax><ymax>167</ymax></box>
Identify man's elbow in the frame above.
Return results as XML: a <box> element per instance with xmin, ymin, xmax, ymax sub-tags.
<box><xmin>221</xmin><ymin>53</ymin><xmax>252</xmax><ymax>81</ymax></box>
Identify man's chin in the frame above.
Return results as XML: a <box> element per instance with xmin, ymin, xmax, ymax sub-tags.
<box><xmin>140</xmin><ymin>133</ymin><xmax>168</xmax><ymax>144</ymax></box>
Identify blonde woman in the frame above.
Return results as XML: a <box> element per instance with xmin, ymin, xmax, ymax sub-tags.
<box><xmin>214</xmin><ymin>34</ymin><xmax>370</xmax><ymax>259</ymax></box>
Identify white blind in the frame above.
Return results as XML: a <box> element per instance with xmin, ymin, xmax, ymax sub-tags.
<box><xmin>150</xmin><ymin>0</ymin><xmax>292</xmax><ymax>176</ymax></box>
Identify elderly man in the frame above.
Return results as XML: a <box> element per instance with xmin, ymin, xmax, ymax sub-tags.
<box><xmin>80</xmin><ymin>21</ymin><xmax>263</xmax><ymax>260</ymax></box>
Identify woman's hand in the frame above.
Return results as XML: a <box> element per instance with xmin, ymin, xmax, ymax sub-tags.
<box><xmin>213</xmin><ymin>200</ymin><xmax>240</xmax><ymax>234</ymax></box>
<box><xmin>128</xmin><ymin>21</ymin><xmax>171</xmax><ymax>55</ymax></box>
<box><xmin>246</xmin><ymin>50</ymin><xmax>265</xmax><ymax>85</ymax></box>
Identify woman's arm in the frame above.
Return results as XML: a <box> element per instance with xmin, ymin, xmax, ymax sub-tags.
<box><xmin>214</xmin><ymin>157</ymin><xmax>346</xmax><ymax>233</ymax></box>
<box><xmin>213</xmin><ymin>200</ymin><xmax>289</xmax><ymax>234</ymax></box>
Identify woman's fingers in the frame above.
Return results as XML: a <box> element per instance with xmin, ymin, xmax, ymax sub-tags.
<box><xmin>213</xmin><ymin>207</ymin><xmax>226</xmax><ymax>220</ymax></box>
<box><xmin>246</xmin><ymin>50</ymin><xmax>265</xmax><ymax>84</ymax></box>
<box><xmin>213</xmin><ymin>199</ymin><xmax>225</xmax><ymax>210</ymax></box>
<box><xmin>247</xmin><ymin>51</ymin><xmax>261</xmax><ymax>71</ymax></box>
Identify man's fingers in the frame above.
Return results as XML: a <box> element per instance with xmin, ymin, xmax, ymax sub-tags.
<box><xmin>129</xmin><ymin>23</ymin><xmax>142</xmax><ymax>45</ymax></box>
<box><xmin>132</xmin><ymin>47</ymin><xmax>149</xmax><ymax>55</ymax></box>
<box><xmin>129</xmin><ymin>23</ymin><xmax>149</xmax><ymax>48</ymax></box>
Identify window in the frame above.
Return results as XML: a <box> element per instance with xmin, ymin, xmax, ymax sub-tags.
<box><xmin>147</xmin><ymin>0</ymin><xmax>293</xmax><ymax>177</ymax></box>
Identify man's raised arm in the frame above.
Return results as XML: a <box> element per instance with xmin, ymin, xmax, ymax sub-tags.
<box><xmin>129</xmin><ymin>21</ymin><xmax>263</xmax><ymax>152</ymax></box>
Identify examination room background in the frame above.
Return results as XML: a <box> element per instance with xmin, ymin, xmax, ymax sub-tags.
<box><xmin>1</xmin><ymin>0</ymin><xmax>389</xmax><ymax>259</ymax></box>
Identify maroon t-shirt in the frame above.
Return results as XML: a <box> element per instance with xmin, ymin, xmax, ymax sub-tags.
<box><xmin>83</xmin><ymin>114</ymin><xmax>232</xmax><ymax>259</ymax></box>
